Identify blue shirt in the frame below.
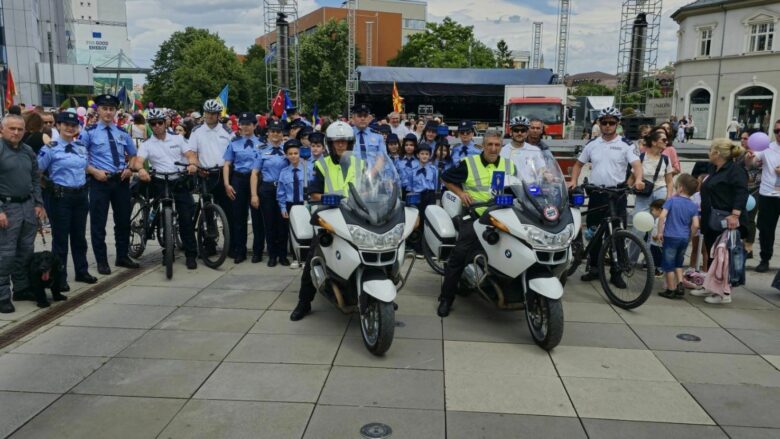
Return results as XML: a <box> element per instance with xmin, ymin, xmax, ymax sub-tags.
<box><xmin>353</xmin><ymin>128</ymin><xmax>385</xmax><ymax>156</ymax></box>
<box><xmin>277</xmin><ymin>163</ymin><xmax>306</xmax><ymax>213</ymax></box>
<box><xmin>37</xmin><ymin>141</ymin><xmax>89</xmax><ymax>188</ymax></box>
<box><xmin>450</xmin><ymin>141</ymin><xmax>480</xmax><ymax>161</ymax></box>
<box><xmin>411</xmin><ymin>162</ymin><xmax>438</xmax><ymax>193</ymax></box>
<box><xmin>252</xmin><ymin>143</ymin><xmax>287</xmax><ymax>183</ymax></box>
<box><xmin>663</xmin><ymin>195</ymin><xmax>699</xmax><ymax>239</ymax></box>
<box><xmin>396</xmin><ymin>156</ymin><xmax>419</xmax><ymax>190</ymax></box>
<box><xmin>79</xmin><ymin>121</ymin><xmax>137</xmax><ymax>172</ymax></box>
<box><xmin>224</xmin><ymin>135</ymin><xmax>265</xmax><ymax>173</ymax></box>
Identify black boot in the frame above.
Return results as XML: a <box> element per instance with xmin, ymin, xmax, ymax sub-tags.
<box><xmin>437</xmin><ymin>297</ymin><xmax>453</xmax><ymax>317</ymax></box>
<box><xmin>290</xmin><ymin>301</ymin><xmax>311</xmax><ymax>321</ymax></box>
<box><xmin>0</xmin><ymin>299</ymin><xmax>15</xmax><ymax>313</ymax></box>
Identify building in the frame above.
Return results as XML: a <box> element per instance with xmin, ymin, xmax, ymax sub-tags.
<box><xmin>1</xmin><ymin>0</ymin><xmax>93</xmax><ymax>108</ymax></box>
<box><xmin>671</xmin><ymin>0</ymin><xmax>780</xmax><ymax>139</ymax></box>
<box><xmin>255</xmin><ymin>0</ymin><xmax>427</xmax><ymax>67</ymax></box>
<box><xmin>564</xmin><ymin>71</ymin><xmax>620</xmax><ymax>89</ymax></box>
<box><xmin>511</xmin><ymin>50</ymin><xmax>530</xmax><ymax>69</ymax></box>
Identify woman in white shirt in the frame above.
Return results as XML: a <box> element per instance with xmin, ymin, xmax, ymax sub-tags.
<box><xmin>630</xmin><ymin>129</ymin><xmax>674</xmax><ymax>214</ymax></box>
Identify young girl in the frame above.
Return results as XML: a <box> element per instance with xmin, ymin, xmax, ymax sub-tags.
<box><xmin>386</xmin><ymin>133</ymin><xmax>401</xmax><ymax>162</ymax></box>
<box><xmin>397</xmin><ymin>134</ymin><xmax>420</xmax><ymax>196</ymax></box>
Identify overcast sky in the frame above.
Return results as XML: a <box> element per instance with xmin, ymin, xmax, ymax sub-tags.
<box><xmin>126</xmin><ymin>0</ymin><xmax>693</xmax><ymax>75</ymax></box>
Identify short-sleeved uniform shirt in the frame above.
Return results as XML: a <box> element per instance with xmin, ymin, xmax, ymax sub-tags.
<box><xmin>577</xmin><ymin>136</ymin><xmax>639</xmax><ymax>186</ymax></box>
<box><xmin>138</xmin><ymin>133</ymin><xmax>192</xmax><ymax>178</ymax></box>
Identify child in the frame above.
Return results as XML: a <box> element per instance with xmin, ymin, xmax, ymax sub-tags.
<box><xmin>277</xmin><ymin>140</ymin><xmax>307</xmax><ymax>266</ymax></box>
<box><xmin>386</xmin><ymin>133</ymin><xmax>401</xmax><ymax>162</ymax></box>
<box><xmin>658</xmin><ymin>174</ymin><xmax>700</xmax><ymax>299</ymax></box>
<box><xmin>434</xmin><ymin>138</ymin><xmax>454</xmax><ymax>173</ymax></box>
<box><xmin>649</xmin><ymin>199</ymin><xmax>665</xmax><ymax>277</ymax></box>
<box><xmin>397</xmin><ymin>133</ymin><xmax>420</xmax><ymax>196</ymax></box>
<box><xmin>688</xmin><ymin>162</ymin><xmax>709</xmax><ymax>272</ymax></box>
<box><xmin>676</xmin><ymin>124</ymin><xmax>686</xmax><ymax>144</ymax></box>
<box><xmin>411</xmin><ymin>143</ymin><xmax>438</xmax><ymax>253</ymax></box>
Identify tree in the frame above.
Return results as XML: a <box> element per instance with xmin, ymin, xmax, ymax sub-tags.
<box><xmin>242</xmin><ymin>44</ymin><xmax>268</xmax><ymax>112</ymax></box>
<box><xmin>388</xmin><ymin>17</ymin><xmax>496</xmax><ymax>68</ymax></box>
<box><xmin>168</xmin><ymin>37</ymin><xmax>249</xmax><ymax>112</ymax></box>
<box><xmin>495</xmin><ymin>39</ymin><xmax>513</xmax><ymax>68</ymax></box>
<box><xmin>297</xmin><ymin>19</ymin><xmax>355</xmax><ymax>116</ymax></box>
<box><xmin>144</xmin><ymin>27</ymin><xmax>215</xmax><ymax>107</ymax></box>
<box><xmin>572</xmin><ymin>82</ymin><xmax>615</xmax><ymax>97</ymax></box>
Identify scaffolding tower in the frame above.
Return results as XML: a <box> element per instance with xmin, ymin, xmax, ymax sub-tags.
<box><xmin>346</xmin><ymin>0</ymin><xmax>359</xmax><ymax>116</ymax></box>
<box><xmin>532</xmin><ymin>22</ymin><xmax>543</xmax><ymax>69</ymax></box>
<box><xmin>262</xmin><ymin>0</ymin><xmax>301</xmax><ymax>110</ymax></box>
<box><xmin>614</xmin><ymin>0</ymin><xmax>663</xmax><ymax>113</ymax></box>
<box><xmin>554</xmin><ymin>0</ymin><xmax>571</xmax><ymax>83</ymax></box>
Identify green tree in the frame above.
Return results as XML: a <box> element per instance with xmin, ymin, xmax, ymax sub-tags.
<box><xmin>168</xmin><ymin>37</ymin><xmax>249</xmax><ymax>112</ymax></box>
<box><xmin>298</xmin><ymin>19</ymin><xmax>354</xmax><ymax>116</ymax></box>
<box><xmin>495</xmin><ymin>39</ymin><xmax>513</xmax><ymax>68</ymax></box>
<box><xmin>242</xmin><ymin>44</ymin><xmax>268</xmax><ymax>112</ymax></box>
<box><xmin>572</xmin><ymin>82</ymin><xmax>615</xmax><ymax>97</ymax></box>
<box><xmin>388</xmin><ymin>17</ymin><xmax>496</xmax><ymax>68</ymax></box>
<box><xmin>144</xmin><ymin>27</ymin><xmax>215</xmax><ymax>107</ymax></box>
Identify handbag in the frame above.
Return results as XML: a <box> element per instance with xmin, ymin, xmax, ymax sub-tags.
<box><xmin>635</xmin><ymin>153</ymin><xmax>665</xmax><ymax>197</ymax></box>
<box><xmin>728</xmin><ymin>230</ymin><xmax>745</xmax><ymax>287</ymax></box>
<box><xmin>708</xmin><ymin>209</ymin><xmax>731</xmax><ymax>232</ymax></box>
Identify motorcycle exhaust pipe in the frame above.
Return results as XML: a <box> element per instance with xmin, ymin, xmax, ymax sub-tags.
<box><xmin>310</xmin><ymin>256</ymin><xmax>327</xmax><ymax>292</ymax></box>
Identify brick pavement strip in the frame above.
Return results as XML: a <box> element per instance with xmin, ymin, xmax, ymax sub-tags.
<box><xmin>0</xmin><ymin>235</ymin><xmax>778</xmax><ymax>438</ymax></box>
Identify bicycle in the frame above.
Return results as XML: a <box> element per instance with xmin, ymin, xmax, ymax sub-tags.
<box><xmin>129</xmin><ymin>177</ymin><xmax>183</xmax><ymax>261</ymax></box>
<box><xmin>185</xmin><ymin>163</ymin><xmax>230</xmax><ymax>268</ymax></box>
<box><xmin>567</xmin><ymin>182</ymin><xmax>654</xmax><ymax>309</ymax></box>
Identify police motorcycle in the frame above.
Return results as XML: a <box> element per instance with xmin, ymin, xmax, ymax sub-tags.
<box><xmin>423</xmin><ymin>150</ymin><xmax>580</xmax><ymax>350</ymax></box>
<box><xmin>288</xmin><ymin>152</ymin><xmax>419</xmax><ymax>355</ymax></box>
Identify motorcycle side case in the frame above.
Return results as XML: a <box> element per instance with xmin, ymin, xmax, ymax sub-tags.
<box><xmin>473</xmin><ymin>210</ymin><xmax>536</xmax><ymax>278</ymax></box>
<box><xmin>319</xmin><ymin>234</ymin><xmax>361</xmax><ymax>280</ymax></box>
<box><xmin>403</xmin><ymin>206</ymin><xmax>419</xmax><ymax>240</ymax></box>
<box><xmin>441</xmin><ymin>190</ymin><xmax>464</xmax><ymax>219</ymax></box>
<box><xmin>424</xmin><ymin>205</ymin><xmax>456</xmax><ymax>255</ymax></box>
<box><xmin>289</xmin><ymin>205</ymin><xmax>314</xmax><ymax>261</ymax></box>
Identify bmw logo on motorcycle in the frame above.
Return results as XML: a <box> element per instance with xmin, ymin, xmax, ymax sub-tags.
<box><xmin>505</xmin><ymin>249</ymin><xmax>512</xmax><ymax>258</ymax></box>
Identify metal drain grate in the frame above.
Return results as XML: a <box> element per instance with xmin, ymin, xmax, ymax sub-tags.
<box><xmin>360</xmin><ymin>423</ymin><xmax>392</xmax><ymax>438</ymax></box>
<box><xmin>676</xmin><ymin>333</ymin><xmax>702</xmax><ymax>342</ymax></box>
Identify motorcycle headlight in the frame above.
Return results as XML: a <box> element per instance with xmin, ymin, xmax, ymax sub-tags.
<box><xmin>520</xmin><ymin>224</ymin><xmax>574</xmax><ymax>249</ymax></box>
<box><xmin>348</xmin><ymin>224</ymin><xmax>405</xmax><ymax>250</ymax></box>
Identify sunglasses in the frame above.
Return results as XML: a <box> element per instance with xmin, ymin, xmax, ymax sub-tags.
<box><xmin>774</xmin><ymin>129</ymin><xmax>780</xmax><ymax>134</ymax></box>
<box><xmin>150</xmin><ymin>121</ymin><xmax>165</xmax><ymax>126</ymax></box>
<box><xmin>599</xmin><ymin>120</ymin><xmax>617</xmax><ymax>126</ymax></box>
<box><xmin>512</xmin><ymin>128</ymin><xmax>528</xmax><ymax>133</ymax></box>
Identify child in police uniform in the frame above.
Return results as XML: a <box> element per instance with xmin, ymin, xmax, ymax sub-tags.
<box><xmin>397</xmin><ymin>133</ymin><xmax>419</xmax><ymax>197</ymax></box>
<box><xmin>411</xmin><ymin>142</ymin><xmax>438</xmax><ymax>253</ymax></box>
<box><xmin>386</xmin><ymin>133</ymin><xmax>401</xmax><ymax>163</ymax></box>
<box><xmin>277</xmin><ymin>139</ymin><xmax>307</xmax><ymax>266</ymax></box>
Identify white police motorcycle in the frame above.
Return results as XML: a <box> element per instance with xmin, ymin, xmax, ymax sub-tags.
<box><xmin>288</xmin><ymin>152</ymin><xmax>418</xmax><ymax>355</ymax></box>
<box><xmin>423</xmin><ymin>150</ymin><xmax>581</xmax><ymax>350</ymax></box>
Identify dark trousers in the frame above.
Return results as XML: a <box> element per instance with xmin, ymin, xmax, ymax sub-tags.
<box><xmin>745</xmin><ymin>200</ymin><xmax>759</xmax><ymax>244</ymax></box>
<box><xmin>413</xmin><ymin>190</ymin><xmax>436</xmax><ymax>252</ymax></box>
<box><xmin>703</xmin><ymin>228</ymin><xmax>721</xmax><ymax>266</ymax></box>
<box><xmin>441</xmin><ymin>220</ymin><xmax>482</xmax><ymax>303</ymax></box>
<box><xmin>298</xmin><ymin>235</ymin><xmax>320</xmax><ymax>304</ymax></box>
<box><xmin>89</xmin><ymin>177</ymin><xmax>131</xmax><ymax>263</ymax></box>
<box><xmin>207</xmin><ymin>172</ymin><xmax>235</xmax><ymax>253</ymax></box>
<box><xmin>173</xmin><ymin>191</ymin><xmax>198</xmax><ymax>258</ymax></box>
<box><xmin>0</xmin><ymin>200</ymin><xmax>36</xmax><ymax>301</ymax></box>
<box><xmin>50</xmin><ymin>190</ymin><xmax>89</xmax><ymax>278</ymax></box>
<box><xmin>757</xmin><ymin>194</ymin><xmax>780</xmax><ymax>262</ymax></box>
<box><xmin>230</xmin><ymin>174</ymin><xmax>264</xmax><ymax>258</ymax></box>
<box><xmin>260</xmin><ymin>183</ymin><xmax>286</xmax><ymax>258</ymax></box>
<box><xmin>585</xmin><ymin>192</ymin><xmax>627</xmax><ymax>271</ymax></box>
<box><xmin>650</xmin><ymin>245</ymin><xmax>662</xmax><ymax>270</ymax></box>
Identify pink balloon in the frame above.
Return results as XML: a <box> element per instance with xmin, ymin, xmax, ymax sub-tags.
<box><xmin>748</xmin><ymin>132</ymin><xmax>770</xmax><ymax>152</ymax></box>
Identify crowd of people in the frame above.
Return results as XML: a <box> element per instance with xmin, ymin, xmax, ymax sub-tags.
<box><xmin>0</xmin><ymin>93</ymin><xmax>777</xmax><ymax>316</ymax></box>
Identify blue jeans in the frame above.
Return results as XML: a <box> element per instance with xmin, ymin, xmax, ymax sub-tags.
<box><xmin>630</xmin><ymin>187</ymin><xmax>667</xmax><ymax>262</ymax></box>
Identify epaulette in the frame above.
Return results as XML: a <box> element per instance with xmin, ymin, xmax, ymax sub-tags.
<box><xmin>48</xmin><ymin>141</ymin><xmax>59</xmax><ymax>147</ymax></box>
<box><xmin>85</xmin><ymin>124</ymin><xmax>97</xmax><ymax>131</ymax></box>
<box><xmin>191</xmin><ymin>124</ymin><xmax>203</xmax><ymax>133</ymax></box>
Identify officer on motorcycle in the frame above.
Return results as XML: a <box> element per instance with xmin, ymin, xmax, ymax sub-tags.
<box><xmin>290</xmin><ymin>121</ymin><xmax>364</xmax><ymax>321</ymax></box>
<box><xmin>437</xmin><ymin>129</ymin><xmax>516</xmax><ymax>317</ymax></box>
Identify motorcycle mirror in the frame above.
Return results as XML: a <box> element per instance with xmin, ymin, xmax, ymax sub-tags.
<box><xmin>495</xmin><ymin>195</ymin><xmax>514</xmax><ymax>206</ymax></box>
<box><xmin>300</xmin><ymin>147</ymin><xmax>312</xmax><ymax>160</ymax></box>
<box><xmin>405</xmin><ymin>193</ymin><xmax>420</xmax><ymax>206</ymax></box>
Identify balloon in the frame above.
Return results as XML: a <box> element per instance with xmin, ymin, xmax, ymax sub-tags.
<box><xmin>87</xmin><ymin>100</ymin><xmax>94</xmax><ymax>107</ymax></box>
<box><xmin>633</xmin><ymin>211</ymin><xmax>655</xmax><ymax>233</ymax></box>
<box><xmin>76</xmin><ymin>107</ymin><xmax>87</xmax><ymax>116</ymax></box>
<box><xmin>748</xmin><ymin>132</ymin><xmax>770</xmax><ymax>152</ymax></box>
<box><xmin>747</xmin><ymin>195</ymin><xmax>756</xmax><ymax>212</ymax></box>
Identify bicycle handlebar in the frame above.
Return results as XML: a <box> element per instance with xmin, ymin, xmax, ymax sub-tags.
<box><xmin>174</xmin><ymin>162</ymin><xmax>221</xmax><ymax>173</ymax></box>
<box><xmin>581</xmin><ymin>183</ymin><xmax>635</xmax><ymax>196</ymax></box>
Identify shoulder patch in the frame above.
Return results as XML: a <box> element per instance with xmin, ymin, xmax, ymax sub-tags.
<box><xmin>38</xmin><ymin>149</ymin><xmax>48</xmax><ymax>157</ymax></box>
<box><xmin>49</xmin><ymin>141</ymin><xmax>59</xmax><ymax>147</ymax></box>
<box><xmin>191</xmin><ymin>124</ymin><xmax>203</xmax><ymax>133</ymax></box>
<box><xmin>85</xmin><ymin>124</ymin><xmax>97</xmax><ymax>132</ymax></box>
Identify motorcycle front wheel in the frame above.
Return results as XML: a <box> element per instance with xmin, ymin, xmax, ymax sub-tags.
<box><xmin>422</xmin><ymin>238</ymin><xmax>446</xmax><ymax>275</ymax></box>
<box><xmin>525</xmin><ymin>291</ymin><xmax>564</xmax><ymax>351</ymax></box>
<box><xmin>360</xmin><ymin>298</ymin><xmax>395</xmax><ymax>356</ymax></box>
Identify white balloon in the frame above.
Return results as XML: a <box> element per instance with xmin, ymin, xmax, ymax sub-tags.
<box><xmin>633</xmin><ymin>211</ymin><xmax>655</xmax><ymax>233</ymax></box>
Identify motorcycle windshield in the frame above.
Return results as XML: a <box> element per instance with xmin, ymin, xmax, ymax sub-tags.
<box><xmin>507</xmin><ymin>148</ymin><xmax>568</xmax><ymax>220</ymax></box>
<box><xmin>342</xmin><ymin>151</ymin><xmax>401</xmax><ymax>225</ymax></box>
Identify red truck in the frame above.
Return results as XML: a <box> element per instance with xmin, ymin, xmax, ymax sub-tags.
<box><xmin>503</xmin><ymin>85</ymin><xmax>568</xmax><ymax>139</ymax></box>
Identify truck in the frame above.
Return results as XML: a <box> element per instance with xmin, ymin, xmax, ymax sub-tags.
<box><xmin>503</xmin><ymin>85</ymin><xmax>568</xmax><ymax>138</ymax></box>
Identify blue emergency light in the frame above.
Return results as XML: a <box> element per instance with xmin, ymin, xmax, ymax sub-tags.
<box><xmin>528</xmin><ymin>184</ymin><xmax>542</xmax><ymax>196</ymax></box>
<box><xmin>571</xmin><ymin>193</ymin><xmax>585</xmax><ymax>207</ymax></box>
<box><xmin>495</xmin><ymin>195</ymin><xmax>514</xmax><ymax>206</ymax></box>
<box><xmin>322</xmin><ymin>194</ymin><xmax>342</xmax><ymax>206</ymax></box>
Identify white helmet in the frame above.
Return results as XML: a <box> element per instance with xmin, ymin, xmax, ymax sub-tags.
<box><xmin>202</xmin><ymin>99</ymin><xmax>223</xmax><ymax>113</ymax></box>
<box><xmin>146</xmin><ymin>108</ymin><xmax>166</xmax><ymax>122</ymax></box>
<box><xmin>325</xmin><ymin>121</ymin><xmax>355</xmax><ymax>158</ymax></box>
<box><xmin>510</xmin><ymin>115</ymin><xmax>530</xmax><ymax>129</ymax></box>
<box><xmin>598</xmin><ymin>107</ymin><xmax>622</xmax><ymax>120</ymax></box>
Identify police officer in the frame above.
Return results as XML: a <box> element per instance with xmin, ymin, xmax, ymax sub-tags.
<box><xmin>0</xmin><ymin>114</ymin><xmax>46</xmax><ymax>313</ymax></box>
<box><xmin>37</xmin><ymin>112</ymin><xmax>97</xmax><ymax>291</ymax></box>
<box><xmin>81</xmin><ymin>94</ymin><xmax>139</xmax><ymax>275</ymax></box>
<box><xmin>131</xmin><ymin>108</ymin><xmax>199</xmax><ymax>269</ymax></box>
<box><xmin>438</xmin><ymin>130</ymin><xmax>515</xmax><ymax>317</ymax></box>
<box><xmin>223</xmin><ymin>112</ymin><xmax>265</xmax><ymax>264</ymax></box>
<box><xmin>451</xmin><ymin>120</ymin><xmax>481</xmax><ymax>162</ymax></box>
<box><xmin>351</xmin><ymin>103</ymin><xmax>385</xmax><ymax>158</ymax></box>
<box><xmin>568</xmin><ymin>107</ymin><xmax>644</xmax><ymax>287</ymax></box>
<box><xmin>290</xmin><ymin>121</ymin><xmax>363</xmax><ymax>321</ymax></box>
<box><xmin>250</xmin><ymin>119</ymin><xmax>289</xmax><ymax>267</ymax></box>
<box><xmin>188</xmin><ymin>99</ymin><xmax>234</xmax><ymax>256</ymax></box>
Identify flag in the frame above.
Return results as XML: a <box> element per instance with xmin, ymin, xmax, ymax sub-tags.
<box><xmin>133</xmin><ymin>97</ymin><xmax>143</xmax><ymax>112</ymax></box>
<box><xmin>282</xmin><ymin>91</ymin><xmax>293</xmax><ymax>120</ymax></box>
<box><xmin>311</xmin><ymin>103</ymin><xmax>320</xmax><ymax>126</ymax></box>
<box><xmin>392</xmin><ymin>81</ymin><xmax>404</xmax><ymax>113</ymax></box>
<box><xmin>271</xmin><ymin>89</ymin><xmax>285</xmax><ymax>118</ymax></box>
<box><xmin>117</xmin><ymin>86</ymin><xmax>127</xmax><ymax>109</ymax></box>
<box><xmin>263</xmin><ymin>46</ymin><xmax>276</xmax><ymax>64</ymax></box>
<box><xmin>215</xmin><ymin>85</ymin><xmax>229</xmax><ymax>117</ymax></box>
<box><xmin>5</xmin><ymin>67</ymin><xmax>17</xmax><ymax>109</ymax></box>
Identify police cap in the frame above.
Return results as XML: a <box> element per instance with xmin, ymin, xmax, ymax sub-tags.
<box><xmin>378</xmin><ymin>124</ymin><xmax>392</xmax><ymax>135</ymax></box>
<box><xmin>94</xmin><ymin>94</ymin><xmax>120</xmax><ymax>108</ymax></box>
<box><xmin>238</xmin><ymin>112</ymin><xmax>257</xmax><ymax>124</ymax></box>
<box><xmin>56</xmin><ymin>111</ymin><xmax>80</xmax><ymax>125</ymax></box>
<box><xmin>267</xmin><ymin>119</ymin><xmax>284</xmax><ymax>131</ymax></box>
<box><xmin>351</xmin><ymin>103</ymin><xmax>371</xmax><ymax>115</ymax></box>
<box><xmin>423</xmin><ymin>120</ymin><xmax>439</xmax><ymax>132</ymax></box>
<box><xmin>416</xmin><ymin>143</ymin><xmax>432</xmax><ymax>154</ymax></box>
<box><xmin>296</xmin><ymin>126</ymin><xmax>313</xmax><ymax>140</ymax></box>
<box><xmin>458</xmin><ymin>120</ymin><xmax>475</xmax><ymax>132</ymax></box>
<box><xmin>290</xmin><ymin>118</ymin><xmax>307</xmax><ymax>128</ymax></box>
<box><xmin>308</xmin><ymin>131</ymin><xmax>325</xmax><ymax>144</ymax></box>
<box><xmin>283</xmin><ymin>138</ymin><xmax>302</xmax><ymax>153</ymax></box>
<box><xmin>386</xmin><ymin>133</ymin><xmax>400</xmax><ymax>144</ymax></box>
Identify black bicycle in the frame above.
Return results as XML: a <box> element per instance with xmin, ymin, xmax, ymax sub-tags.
<box><xmin>567</xmin><ymin>183</ymin><xmax>654</xmax><ymax>309</ymax></box>
<box><xmin>186</xmin><ymin>164</ymin><xmax>230</xmax><ymax>268</ymax></box>
<box><xmin>128</xmin><ymin>176</ymin><xmax>183</xmax><ymax>261</ymax></box>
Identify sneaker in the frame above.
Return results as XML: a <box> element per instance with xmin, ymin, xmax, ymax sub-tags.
<box><xmin>689</xmin><ymin>289</ymin><xmax>710</xmax><ymax>297</ymax></box>
<box><xmin>705</xmin><ymin>294</ymin><xmax>732</xmax><ymax>304</ymax></box>
<box><xmin>675</xmin><ymin>282</ymin><xmax>685</xmax><ymax>298</ymax></box>
<box><xmin>580</xmin><ymin>270</ymin><xmax>599</xmax><ymax>282</ymax></box>
<box><xmin>289</xmin><ymin>261</ymin><xmax>300</xmax><ymax>269</ymax></box>
<box><xmin>658</xmin><ymin>289</ymin><xmax>677</xmax><ymax>299</ymax></box>
<box><xmin>654</xmin><ymin>269</ymin><xmax>664</xmax><ymax>278</ymax></box>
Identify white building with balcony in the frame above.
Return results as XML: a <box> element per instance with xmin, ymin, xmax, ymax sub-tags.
<box><xmin>671</xmin><ymin>0</ymin><xmax>780</xmax><ymax>139</ymax></box>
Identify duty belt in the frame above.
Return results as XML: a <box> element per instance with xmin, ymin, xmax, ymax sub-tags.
<box><xmin>261</xmin><ymin>181</ymin><xmax>277</xmax><ymax>188</ymax></box>
<box><xmin>0</xmin><ymin>194</ymin><xmax>31</xmax><ymax>203</ymax></box>
<box><xmin>233</xmin><ymin>171</ymin><xmax>252</xmax><ymax>178</ymax></box>
<box><xmin>53</xmin><ymin>184</ymin><xmax>88</xmax><ymax>194</ymax></box>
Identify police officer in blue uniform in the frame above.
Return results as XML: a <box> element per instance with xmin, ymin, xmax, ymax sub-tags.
<box><xmin>223</xmin><ymin>112</ymin><xmax>265</xmax><ymax>264</ymax></box>
<box><xmin>38</xmin><ymin>112</ymin><xmax>97</xmax><ymax>290</ymax></box>
<box><xmin>80</xmin><ymin>94</ymin><xmax>139</xmax><ymax>275</ymax></box>
<box><xmin>450</xmin><ymin>120</ymin><xmax>481</xmax><ymax>162</ymax></box>
<box><xmin>250</xmin><ymin>119</ymin><xmax>290</xmax><ymax>267</ymax></box>
<box><xmin>351</xmin><ymin>103</ymin><xmax>385</xmax><ymax>158</ymax></box>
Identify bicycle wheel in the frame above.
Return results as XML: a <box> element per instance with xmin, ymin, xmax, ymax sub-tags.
<box><xmin>129</xmin><ymin>197</ymin><xmax>147</xmax><ymax>259</ymax></box>
<box><xmin>198</xmin><ymin>203</ymin><xmax>230</xmax><ymax>268</ymax></box>
<box><xmin>597</xmin><ymin>229</ymin><xmax>653</xmax><ymax>309</ymax></box>
<box><xmin>163</xmin><ymin>206</ymin><xmax>174</xmax><ymax>279</ymax></box>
